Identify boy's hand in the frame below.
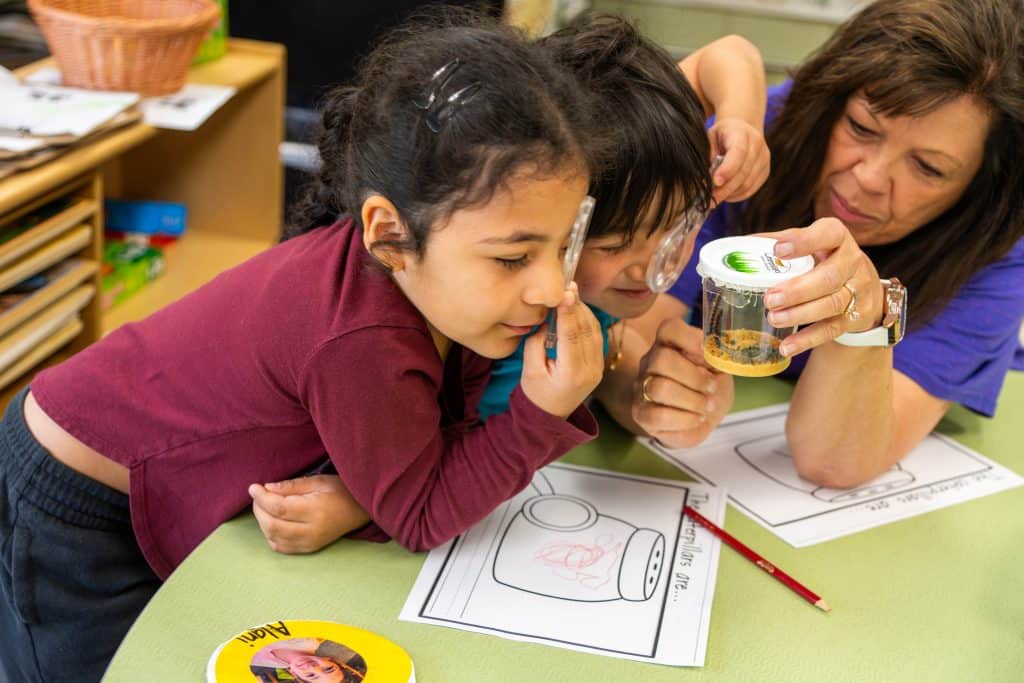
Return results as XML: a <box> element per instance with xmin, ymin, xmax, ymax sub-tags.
<box><xmin>707</xmin><ymin>117</ymin><xmax>770</xmax><ymax>204</ymax></box>
<box><xmin>248</xmin><ymin>474</ymin><xmax>370</xmax><ymax>554</ymax></box>
<box><xmin>632</xmin><ymin>318</ymin><xmax>734</xmax><ymax>448</ymax></box>
<box><xmin>521</xmin><ymin>282</ymin><xmax>604</xmax><ymax>418</ymax></box>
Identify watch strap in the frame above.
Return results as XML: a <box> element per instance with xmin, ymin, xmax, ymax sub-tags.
<box><xmin>835</xmin><ymin>327</ymin><xmax>891</xmax><ymax>347</ymax></box>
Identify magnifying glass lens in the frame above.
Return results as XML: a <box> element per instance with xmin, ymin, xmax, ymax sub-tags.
<box><xmin>646</xmin><ymin>210</ymin><xmax>699</xmax><ymax>293</ymax></box>
<box><xmin>563</xmin><ymin>195</ymin><xmax>596</xmax><ymax>284</ymax></box>
<box><xmin>545</xmin><ymin>195</ymin><xmax>597</xmax><ymax>349</ymax></box>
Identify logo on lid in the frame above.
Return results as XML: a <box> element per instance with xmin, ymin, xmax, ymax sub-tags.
<box><xmin>723</xmin><ymin>251</ymin><xmax>792</xmax><ymax>275</ymax></box>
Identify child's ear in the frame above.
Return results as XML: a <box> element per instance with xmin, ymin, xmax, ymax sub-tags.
<box><xmin>361</xmin><ymin>195</ymin><xmax>409</xmax><ymax>272</ymax></box>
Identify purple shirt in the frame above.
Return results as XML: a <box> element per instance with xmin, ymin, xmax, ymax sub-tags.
<box><xmin>33</xmin><ymin>220</ymin><xmax>597</xmax><ymax>579</ymax></box>
<box><xmin>672</xmin><ymin>82</ymin><xmax>1024</xmax><ymax>417</ymax></box>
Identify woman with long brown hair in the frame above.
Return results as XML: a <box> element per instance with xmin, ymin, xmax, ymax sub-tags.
<box><xmin>630</xmin><ymin>0</ymin><xmax>1024</xmax><ymax>487</ymax></box>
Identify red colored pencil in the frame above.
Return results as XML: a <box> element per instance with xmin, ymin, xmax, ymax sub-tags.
<box><xmin>683</xmin><ymin>505</ymin><xmax>831</xmax><ymax>612</ymax></box>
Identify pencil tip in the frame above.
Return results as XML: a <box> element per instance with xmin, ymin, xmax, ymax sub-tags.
<box><xmin>815</xmin><ymin>599</ymin><xmax>831</xmax><ymax>612</ymax></box>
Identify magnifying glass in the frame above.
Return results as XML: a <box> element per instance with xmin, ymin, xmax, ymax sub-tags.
<box><xmin>545</xmin><ymin>195</ymin><xmax>597</xmax><ymax>350</ymax></box>
<box><xmin>645</xmin><ymin>154</ymin><xmax>725</xmax><ymax>293</ymax></box>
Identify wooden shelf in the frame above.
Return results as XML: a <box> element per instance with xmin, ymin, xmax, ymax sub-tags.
<box><xmin>0</xmin><ymin>38</ymin><xmax>285</xmax><ymax>398</ymax></box>
<box><xmin>0</xmin><ymin>198</ymin><xmax>98</xmax><ymax>269</ymax></box>
<box><xmin>102</xmin><ymin>39</ymin><xmax>285</xmax><ymax>244</ymax></box>
<box><xmin>3</xmin><ymin>39</ymin><xmax>285</xmax><ymax>222</ymax></box>
<box><xmin>103</xmin><ymin>230</ymin><xmax>272</xmax><ymax>333</ymax></box>
<box><xmin>0</xmin><ymin>126</ymin><xmax>155</xmax><ymax>216</ymax></box>
<box><xmin>183</xmin><ymin>38</ymin><xmax>284</xmax><ymax>91</ymax></box>
<box><xmin>0</xmin><ymin>172</ymin><xmax>102</xmax><ymax>396</ymax></box>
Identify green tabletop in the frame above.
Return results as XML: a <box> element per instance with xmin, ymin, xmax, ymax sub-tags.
<box><xmin>105</xmin><ymin>372</ymin><xmax>1024</xmax><ymax>682</ymax></box>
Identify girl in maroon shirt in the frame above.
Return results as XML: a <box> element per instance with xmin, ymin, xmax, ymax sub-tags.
<box><xmin>1</xmin><ymin>11</ymin><xmax>608</xmax><ymax>683</ymax></box>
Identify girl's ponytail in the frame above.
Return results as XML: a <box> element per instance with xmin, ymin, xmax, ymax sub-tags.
<box><xmin>284</xmin><ymin>87</ymin><xmax>358</xmax><ymax>240</ymax></box>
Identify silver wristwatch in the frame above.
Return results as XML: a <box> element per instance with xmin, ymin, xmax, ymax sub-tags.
<box><xmin>835</xmin><ymin>278</ymin><xmax>908</xmax><ymax>347</ymax></box>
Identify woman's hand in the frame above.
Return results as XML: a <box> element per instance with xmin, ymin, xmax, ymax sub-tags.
<box><xmin>248</xmin><ymin>474</ymin><xmax>370</xmax><ymax>554</ymax></box>
<box><xmin>761</xmin><ymin>217</ymin><xmax>885</xmax><ymax>357</ymax></box>
<box><xmin>632</xmin><ymin>318</ymin><xmax>734</xmax><ymax>448</ymax></box>
<box><xmin>707</xmin><ymin>117</ymin><xmax>770</xmax><ymax>204</ymax></box>
<box><xmin>522</xmin><ymin>282</ymin><xmax>604</xmax><ymax>418</ymax></box>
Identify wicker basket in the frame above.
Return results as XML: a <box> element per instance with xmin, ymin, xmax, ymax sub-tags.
<box><xmin>28</xmin><ymin>0</ymin><xmax>221</xmax><ymax>96</ymax></box>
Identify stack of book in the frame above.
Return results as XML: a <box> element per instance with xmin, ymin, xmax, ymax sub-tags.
<box><xmin>0</xmin><ymin>193</ymin><xmax>96</xmax><ymax>391</ymax></box>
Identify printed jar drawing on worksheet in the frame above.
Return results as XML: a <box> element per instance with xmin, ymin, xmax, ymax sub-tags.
<box><xmin>491</xmin><ymin>471</ymin><xmax>666</xmax><ymax>603</ymax></box>
<box><xmin>644</xmin><ymin>404</ymin><xmax>1024</xmax><ymax>547</ymax></box>
<box><xmin>401</xmin><ymin>463</ymin><xmax>726</xmax><ymax>666</ymax></box>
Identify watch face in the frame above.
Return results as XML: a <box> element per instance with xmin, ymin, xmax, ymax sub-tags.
<box><xmin>886</xmin><ymin>281</ymin><xmax>907</xmax><ymax>344</ymax></box>
<box><xmin>893</xmin><ymin>302</ymin><xmax>907</xmax><ymax>343</ymax></box>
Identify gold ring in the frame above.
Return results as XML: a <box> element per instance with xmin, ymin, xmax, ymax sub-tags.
<box><xmin>641</xmin><ymin>375</ymin><xmax>656</xmax><ymax>403</ymax></box>
<box><xmin>842</xmin><ymin>281</ymin><xmax>860</xmax><ymax>321</ymax></box>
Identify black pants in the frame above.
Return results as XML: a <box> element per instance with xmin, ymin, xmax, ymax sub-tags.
<box><xmin>0</xmin><ymin>388</ymin><xmax>160</xmax><ymax>682</ymax></box>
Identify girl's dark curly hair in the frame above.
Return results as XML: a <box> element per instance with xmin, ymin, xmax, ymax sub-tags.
<box><xmin>285</xmin><ymin>7</ymin><xmax>605</xmax><ymax>263</ymax></box>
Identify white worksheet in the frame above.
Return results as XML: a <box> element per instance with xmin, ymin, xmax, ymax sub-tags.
<box><xmin>400</xmin><ymin>463</ymin><xmax>725</xmax><ymax>667</ymax></box>
<box><xmin>137</xmin><ymin>83</ymin><xmax>236</xmax><ymax>131</ymax></box>
<box><xmin>644</xmin><ymin>403</ymin><xmax>1023</xmax><ymax>547</ymax></box>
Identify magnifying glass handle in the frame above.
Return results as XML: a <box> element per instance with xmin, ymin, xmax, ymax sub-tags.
<box><xmin>544</xmin><ymin>310</ymin><xmax>558</xmax><ymax>350</ymax></box>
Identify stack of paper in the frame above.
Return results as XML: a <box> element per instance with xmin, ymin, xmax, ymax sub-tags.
<box><xmin>0</xmin><ymin>83</ymin><xmax>140</xmax><ymax>178</ymax></box>
<box><xmin>24</xmin><ymin>67</ymin><xmax>237</xmax><ymax>131</ymax></box>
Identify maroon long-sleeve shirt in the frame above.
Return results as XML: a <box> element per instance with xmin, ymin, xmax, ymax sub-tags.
<box><xmin>32</xmin><ymin>220</ymin><xmax>597</xmax><ymax>579</ymax></box>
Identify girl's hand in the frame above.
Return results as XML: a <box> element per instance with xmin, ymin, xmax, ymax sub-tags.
<box><xmin>248</xmin><ymin>474</ymin><xmax>370</xmax><ymax>554</ymax></box>
<box><xmin>707</xmin><ymin>117</ymin><xmax>770</xmax><ymax>204</ymax></box>
<box><xmin>632</xmin><ymin>318</ymin><xmax>733</xmax><ymax>448</ymax></box>
<box><xmin>521</xmin><ymin>282</ymin><xmax>604</xmax><ymax>418</ymax></box>
<box><xmin>761</xmin><ymin>217</ymin><xmax>885</xmax><ymax>357</ymax></box>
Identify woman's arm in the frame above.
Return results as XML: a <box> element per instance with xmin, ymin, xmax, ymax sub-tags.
<box><xmin>762</xmin><ymin>218</ymin><xmax>951</xmax><ymax>487</ymax></box>
<box><xmin>786</xmin><ymin>346</ymin><xmax>951</xmax><ymax>487</ymax></box>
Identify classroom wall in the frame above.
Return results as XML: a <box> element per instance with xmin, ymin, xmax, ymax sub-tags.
<box><xmin>589</xmin><ymin>0</ymin><xmax>852</xmax><ymax>82</ymax></box>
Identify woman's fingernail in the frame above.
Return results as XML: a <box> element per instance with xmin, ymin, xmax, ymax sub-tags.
<box><xmin>779</xmin><ymin>343</ymin><xmax>793</xmax><ymax>357</ymax></box>
<box><xmin>765</xmin><ymin>292</ymin><xmax>784</xmax><ymax>308</ymax></box>
<box><xmin>775</xmin><ymin>242</ymin><xmax>794</xmax><ymax>258</ymax></box>
<box><xmin>706</xmin><ymin>381</ymin><xmax>717</xmax><ymax>394</ymax></box>
<box><xmin>768</xmin><ymin>310</ymin><xmax>789</xmax><ymax>325</ymax></box>
<box><xmin>705</xmin><ymin>399</ymin><xmax>716</xmax><ymax>413</ymax></box>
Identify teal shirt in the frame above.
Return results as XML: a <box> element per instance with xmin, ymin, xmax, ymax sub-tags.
<box><xmin>477</xmin><ymin>306</ymin><xmax>619</xmax><ymax>421</ymax></box>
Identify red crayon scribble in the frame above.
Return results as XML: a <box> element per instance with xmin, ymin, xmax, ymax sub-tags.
<box><xmin>534</xmin><ymin>534</ymin><xmax>622</xmax><ymax>590</ymax></box>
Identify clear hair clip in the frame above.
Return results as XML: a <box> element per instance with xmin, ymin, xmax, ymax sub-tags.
<box><xmin>425</xmin><ymin>82</ymin><xmax>482</xmax><ymax>133</ymax></box>
<box><xmin>414</xmin><ymin>58</ymin><xmax>461</xmax><ymax>110</ymax></box>
<box><xmin>413</xmin><ymin>58</ymin><xmax>482</xmax><ymax>133</ymax></box>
